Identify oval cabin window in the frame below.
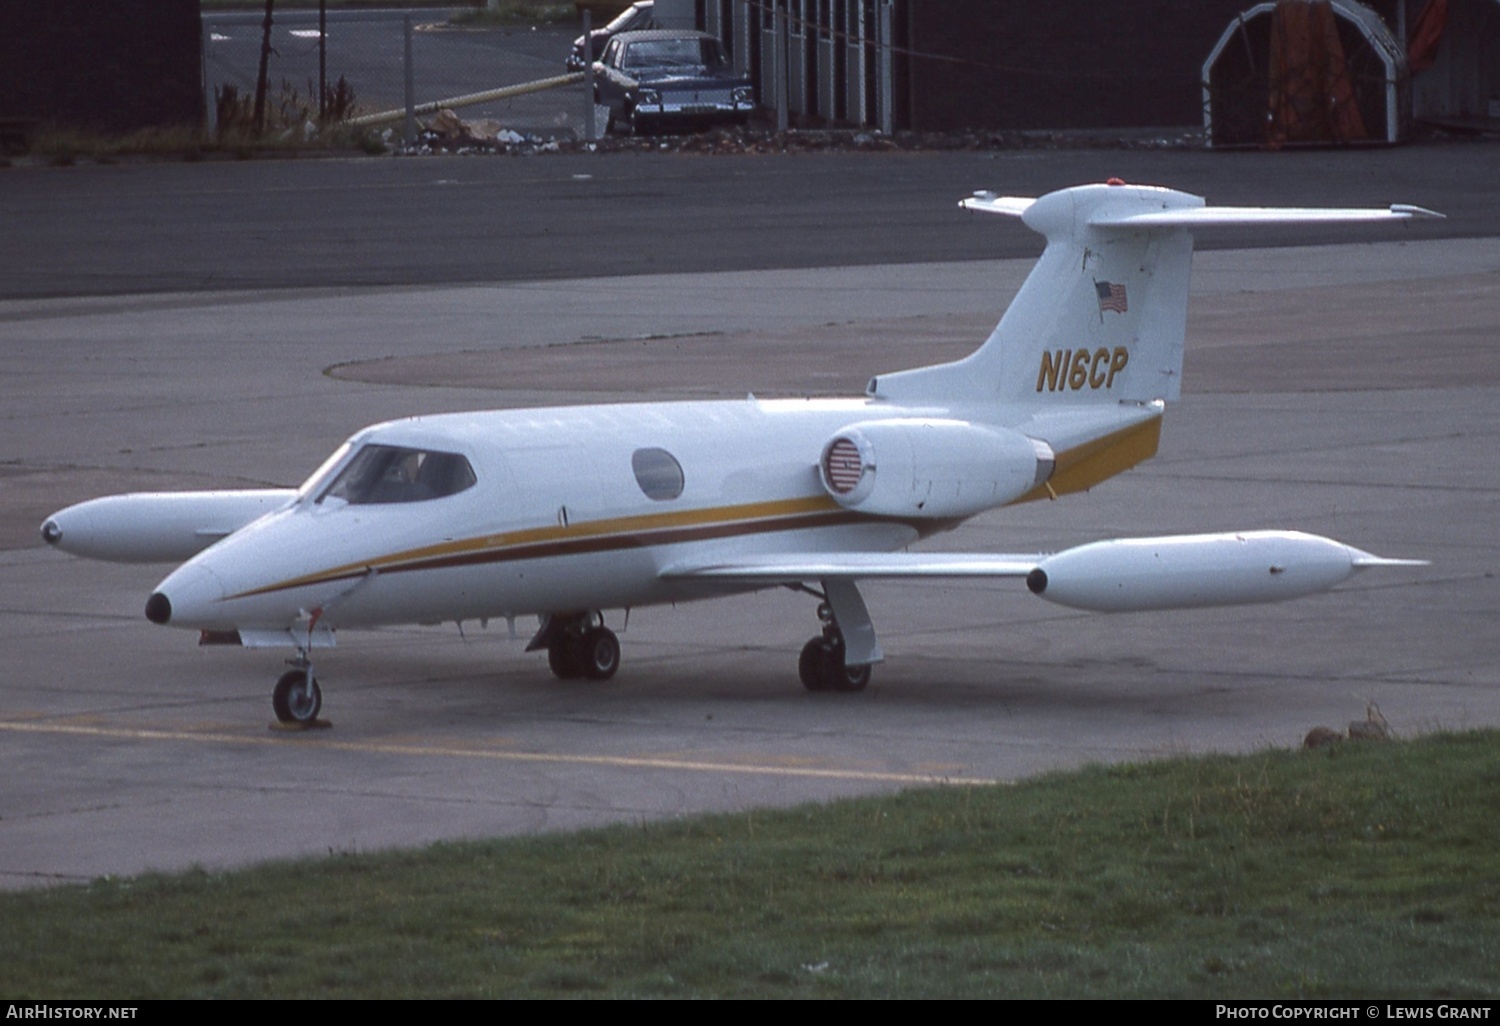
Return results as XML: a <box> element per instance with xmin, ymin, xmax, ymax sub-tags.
<box><xmin>632</xmin><ymin>447</ymin><xmax>684</xmax><ymax>501</ymax></box>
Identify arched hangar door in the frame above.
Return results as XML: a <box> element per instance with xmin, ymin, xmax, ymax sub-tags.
<box><xmin>1204</xmin><ymin>0</ymin><xmax>1407</xmax><ymax>147</ymax></box>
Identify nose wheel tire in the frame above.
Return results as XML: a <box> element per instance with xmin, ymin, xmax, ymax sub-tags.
<box><xmin>273</xmin><ymin>670</ymin><xmax>323</xmax><ymax>724</ymax></box>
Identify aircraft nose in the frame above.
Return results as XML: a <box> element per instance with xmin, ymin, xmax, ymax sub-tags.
<box><xmin>145</xmin><ymin>591</ymin><xmax>171</xmax><ymax>624</ymax></box>
<box><xmin>147</xmin><ymin>563</ymin><xmax>226</xmax><ymax>629</ymax></box>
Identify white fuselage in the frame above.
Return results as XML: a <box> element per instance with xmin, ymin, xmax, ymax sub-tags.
<box><xmin>154</xmin><ymin>396</ymin><xmax>968</xmax><ymax>633</ymax></box>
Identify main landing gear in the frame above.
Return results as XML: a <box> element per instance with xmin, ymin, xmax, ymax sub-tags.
<box><xmin>531</xmin><ymin>612</ymin><xmax>620</xmax><ymax>681</ymax></box>
<box><xmin>797</xmin><ymin>598</ymin><xmax>872</xmax><ymax>693</ymax></box>
<box><xmin>272</xmin><ymin>653</ymin><xmax>323</xmax><ymax>725</ymax></box>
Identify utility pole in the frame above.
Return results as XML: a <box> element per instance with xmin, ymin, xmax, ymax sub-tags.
<box><xmin>318</xmin><ymin>0</ymin><xmax>327</xmax><ymax>122</ymax></box>
<box><xmin>253</xmin><ymin>0</ymin><xmax>276</xmax><ymax>132</ymax></box>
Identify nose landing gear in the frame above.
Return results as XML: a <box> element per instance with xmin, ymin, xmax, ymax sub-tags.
<box><xmin>272</xmin><ymin>654</ymin><xmax>324</xmax><ymax>725</ymax></box>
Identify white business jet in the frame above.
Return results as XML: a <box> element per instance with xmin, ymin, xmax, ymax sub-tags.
<box><xmin>41</xmin><ymin>181</ymin><xmax>1437</xmax><ymax>725</ymax></box>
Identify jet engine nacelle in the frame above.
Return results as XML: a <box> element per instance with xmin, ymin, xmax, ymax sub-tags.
<box><xmin>41</xmin><ymin>490</ymin><xmax>298</xmax><ymax>563</ymax></box>
<box><xmin>1025</xmin><ymin>530</ymin><xmax>1391</xmax><ymax>612</ymax></box>
<box><xmin>820</xmin><ymin>419</ymin><xmax>1053</xmax><ymax>520</ymax></box>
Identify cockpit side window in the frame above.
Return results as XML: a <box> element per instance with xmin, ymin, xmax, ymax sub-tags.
<box><xmin>317</xmin><ymin>445</ymin><xmax>477</xmax><ymax>505</ymax></box>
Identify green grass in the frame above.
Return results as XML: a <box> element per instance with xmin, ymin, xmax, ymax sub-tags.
<box><xmin>4</xmin><ymin>731</ymin><xmax>1499</xmax><ymax>997</ymax></box>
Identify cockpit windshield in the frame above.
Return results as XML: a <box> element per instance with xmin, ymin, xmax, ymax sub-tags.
<box><xmin>316</xmin><ymin>444</ymin><xmax>476</xmax><ymax>505</ymax></box>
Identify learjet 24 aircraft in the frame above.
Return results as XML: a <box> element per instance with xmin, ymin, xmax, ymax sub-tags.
<box><xmin>41</xmin><ymin>181</ymin><xmax>1438</xmax><ymax>725</ymax></box>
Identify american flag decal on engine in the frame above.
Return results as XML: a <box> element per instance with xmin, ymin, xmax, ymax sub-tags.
<box><xmin>824</xmin><ymin>438</ymin><xmax>864</xmax><ymax>494</ymax></box>
<box><xmin>1095</xmin><ymin>280</ymin><xmax>1128</xmax><ymax>314</ymax></box>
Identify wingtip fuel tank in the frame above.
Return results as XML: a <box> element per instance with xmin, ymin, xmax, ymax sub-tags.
<box><xmin>41</xmin><ymin>490</ymin><xmax>297</xmax><ymax>564</ymax></box>
<box><xmin>1024</xmin><ymin>531</ymin><xmax>1422</xmax><ymax>613</ymax></box>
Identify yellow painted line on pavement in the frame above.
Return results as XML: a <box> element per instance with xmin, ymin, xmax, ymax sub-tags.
<box><xmin>0</xmin><ymin>719</ymin><xmax>998</xmax><ymax>787</ymax></box>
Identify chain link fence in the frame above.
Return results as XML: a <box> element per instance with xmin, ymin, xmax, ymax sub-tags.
<box><xmin>201</xmin><ymin>8</ymin><xmax>599</xmax><ymax>145</ymax></box>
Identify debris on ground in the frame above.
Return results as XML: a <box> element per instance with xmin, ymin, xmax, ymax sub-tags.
<box><xmin>1304</xmin><ymin>703</ymin><xmax>1394</xmax><ymax>749</ymax></box>
<box><xmin>393</xmin><ymin>115</ymin><xmax>1212</xmax><ymax>157</ymax></box>
<box><xmin>1303</xmin><ymin>725</ymin><xmax>1343</xmax><ymax>749</ymax></box>
<box><xmin>1348</xmin><ymin>702</ymin><xmax>1392</xmax><ymax>742</ymax></box>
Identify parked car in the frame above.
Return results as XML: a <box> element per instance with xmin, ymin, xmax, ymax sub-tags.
<box><xmin>566</xmin><ymin>1</ymin><xmax>655</xmax><ymax>71</ymax></box>
<box><xmin>593</xmin><ymin>29</ymin><xmax>755</xmax><ymax>135</ymax></box>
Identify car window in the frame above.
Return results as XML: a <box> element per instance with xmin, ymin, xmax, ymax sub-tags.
<box><xmin>623</xmin><ymin>38</ymin><xmax>716</xmax><ymax>70</ymax></box>
<box><xmin>317</xmin><ymin>444</ymin><xmax>477</xmax><ymax>505</ymax></box>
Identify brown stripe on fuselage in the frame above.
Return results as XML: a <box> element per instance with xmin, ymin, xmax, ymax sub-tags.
<box><xmin>228</xmin><ymin>497</ymin><xmax>864</xmax><ymax>599</ymax></box>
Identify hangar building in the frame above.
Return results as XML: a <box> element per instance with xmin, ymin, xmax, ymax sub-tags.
<box><xmin>655</xmin><ymin>0</ymin><xmax>1499</xmax><ymax>141</ymax></box>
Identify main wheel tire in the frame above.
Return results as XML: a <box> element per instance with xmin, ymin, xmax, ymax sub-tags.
<box><xmin>548</xmin><ymin>637</ymin><xmax>584</xmax><ymax>680</ymax></box>
<box><xmin>273</xmin><ymin>670</ymin><xmax>322</xmax><ymax>724</ymax></box>
<box><xmin>799</xmin><ymin>637</ymin><xmax>831</xmax><ymax>691</ymax></box>
<box><xmin>579</xmin><ymin>627</ymin><xmax>620</xmax><ymax>681</ymax></box>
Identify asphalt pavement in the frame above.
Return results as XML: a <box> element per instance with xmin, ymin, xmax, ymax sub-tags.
<box><xmin>3</xmin><ymin>142</ymin><xmax>1496</xmax><ymax>300</ymax></box>
<box><xmin>1</xmin><ymin>144</ymin><xmax>1496</xmax><ymax>887</ymax></box>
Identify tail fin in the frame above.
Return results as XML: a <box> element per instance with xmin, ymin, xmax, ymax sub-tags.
<box><xmin>867</xmin><ymin>182</ymin><xmax>1441</xmax><ymax>408</ymax></box>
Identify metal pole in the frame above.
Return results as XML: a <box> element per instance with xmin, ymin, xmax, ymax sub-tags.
<box><xmin>253</xmin><ymin>0</ymin><xmax>275</xmax><ymax>133</ymax></box>
<box><xmin>774</xmin><ymin>3</ymin><xmax>788</xmax><ymax>133</ymax></box>
<box><xmin>202</xmin><ymin>19</ymin><xmax>216</xmax><ymax>137</ymax></box>
<box><xmin>877</xmin><ymin>0</ymin><xmax>892</xmax><ymax>135</ymax></box>
<box><xmin>581</xmin><ymin>9</ymin><xmax>596</xmax><ymax>142</ymax></box>
<box><xmin>318</xmin><ymin>0</ymin><xmax>327</xmax><ymax>122</ymax></box>
<box><xmin>404</xmin><ymin>12</ymin><xmax>416</xmax><ymax>147</ymax></box>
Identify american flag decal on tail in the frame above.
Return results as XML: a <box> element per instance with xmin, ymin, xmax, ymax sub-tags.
<box><xmin>1095</xmin><ymin>280</ymin><xmax>1128</xmax><ymax>314</ymax></box>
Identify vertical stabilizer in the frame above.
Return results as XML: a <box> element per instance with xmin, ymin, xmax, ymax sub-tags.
<box><xmin>868</xmin><ymin>182</ymin><xmax>1440</xmax><ymax>410</ymax></box>
<box><xmin>870</xmin><ymin>182</ymin><xmax>1201</xmax><ymax>407</ymax></box>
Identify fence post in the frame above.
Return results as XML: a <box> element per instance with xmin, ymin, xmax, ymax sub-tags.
<box><xmin>202</xmin><ymin>19</ymin><xmax>216</xmax><ymax>137</ymax></box>
<box><xmin>774</xmin><ymin>3</ymin><xmax>788</xmax><ymax>134</ymax></box>
<box><xmin>318</xmin><ymin>0</ymin><xmax>327</xmax><ymax>122</ymax></box>
<box><xmin>877</xmin><ymin>0</ymin><xmax>892</xmax><ymax>136</ymax></box>
<box><xmin>404</xmin><ymin>12</ymin><xmax>416</xmax><ymax>147</ymax></box>
<box><xmin>581</xmin><ymin>9</ymin><xmax>596</xmax><ymax>142</ymax></box>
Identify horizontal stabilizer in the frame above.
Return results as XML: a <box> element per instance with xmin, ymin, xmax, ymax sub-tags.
<box><xmin>960</xmin><ymin>191</ymin><xmax>1444</xmax><ymax>228</ymax></box>
<box><xmin>1090</xmin><ymin>203</ymin><xmax>1445</xmax><ymax>229</ymax></box>
<box><xmin>959</xmin><ymin>192</ymin><xmax>1035</xmax><ymax>218</ymax></box>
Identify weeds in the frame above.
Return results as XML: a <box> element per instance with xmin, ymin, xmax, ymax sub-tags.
<box><xmin>214</xmin><ymin>77</ymin><xmax>360</xmax><ymax>141</ymax></box>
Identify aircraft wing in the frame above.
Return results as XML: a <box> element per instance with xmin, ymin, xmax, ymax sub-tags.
<box><xmin>660</xmin><ymin>552</ymin><xmax>1039</xmax><ymax>582</ymax></box>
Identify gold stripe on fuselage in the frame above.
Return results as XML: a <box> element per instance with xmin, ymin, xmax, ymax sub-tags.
<box><xmin>230</xmin><ymin>494</ymin><xmax>852</xmax><ymax>599</ymax></box>
<box><xmin>1010</xmin><ymin>414</ymin><xmax>1162</xmax><ymax>504</ymax></box>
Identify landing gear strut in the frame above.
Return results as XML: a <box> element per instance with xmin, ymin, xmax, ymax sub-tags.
<box><xmin>797</xmin><ymin>600</ymin><xmax>871</xmax><ymax>692</ymax></box>
<box><xmin>272</xmin><ymin>654</ymin><xmax>323</xmax><ymax>724</ymax></box>
<box><xmin>533</xmin><ymin>612</ymin><xmax>620</xmax><ymax>681</ymax></box>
